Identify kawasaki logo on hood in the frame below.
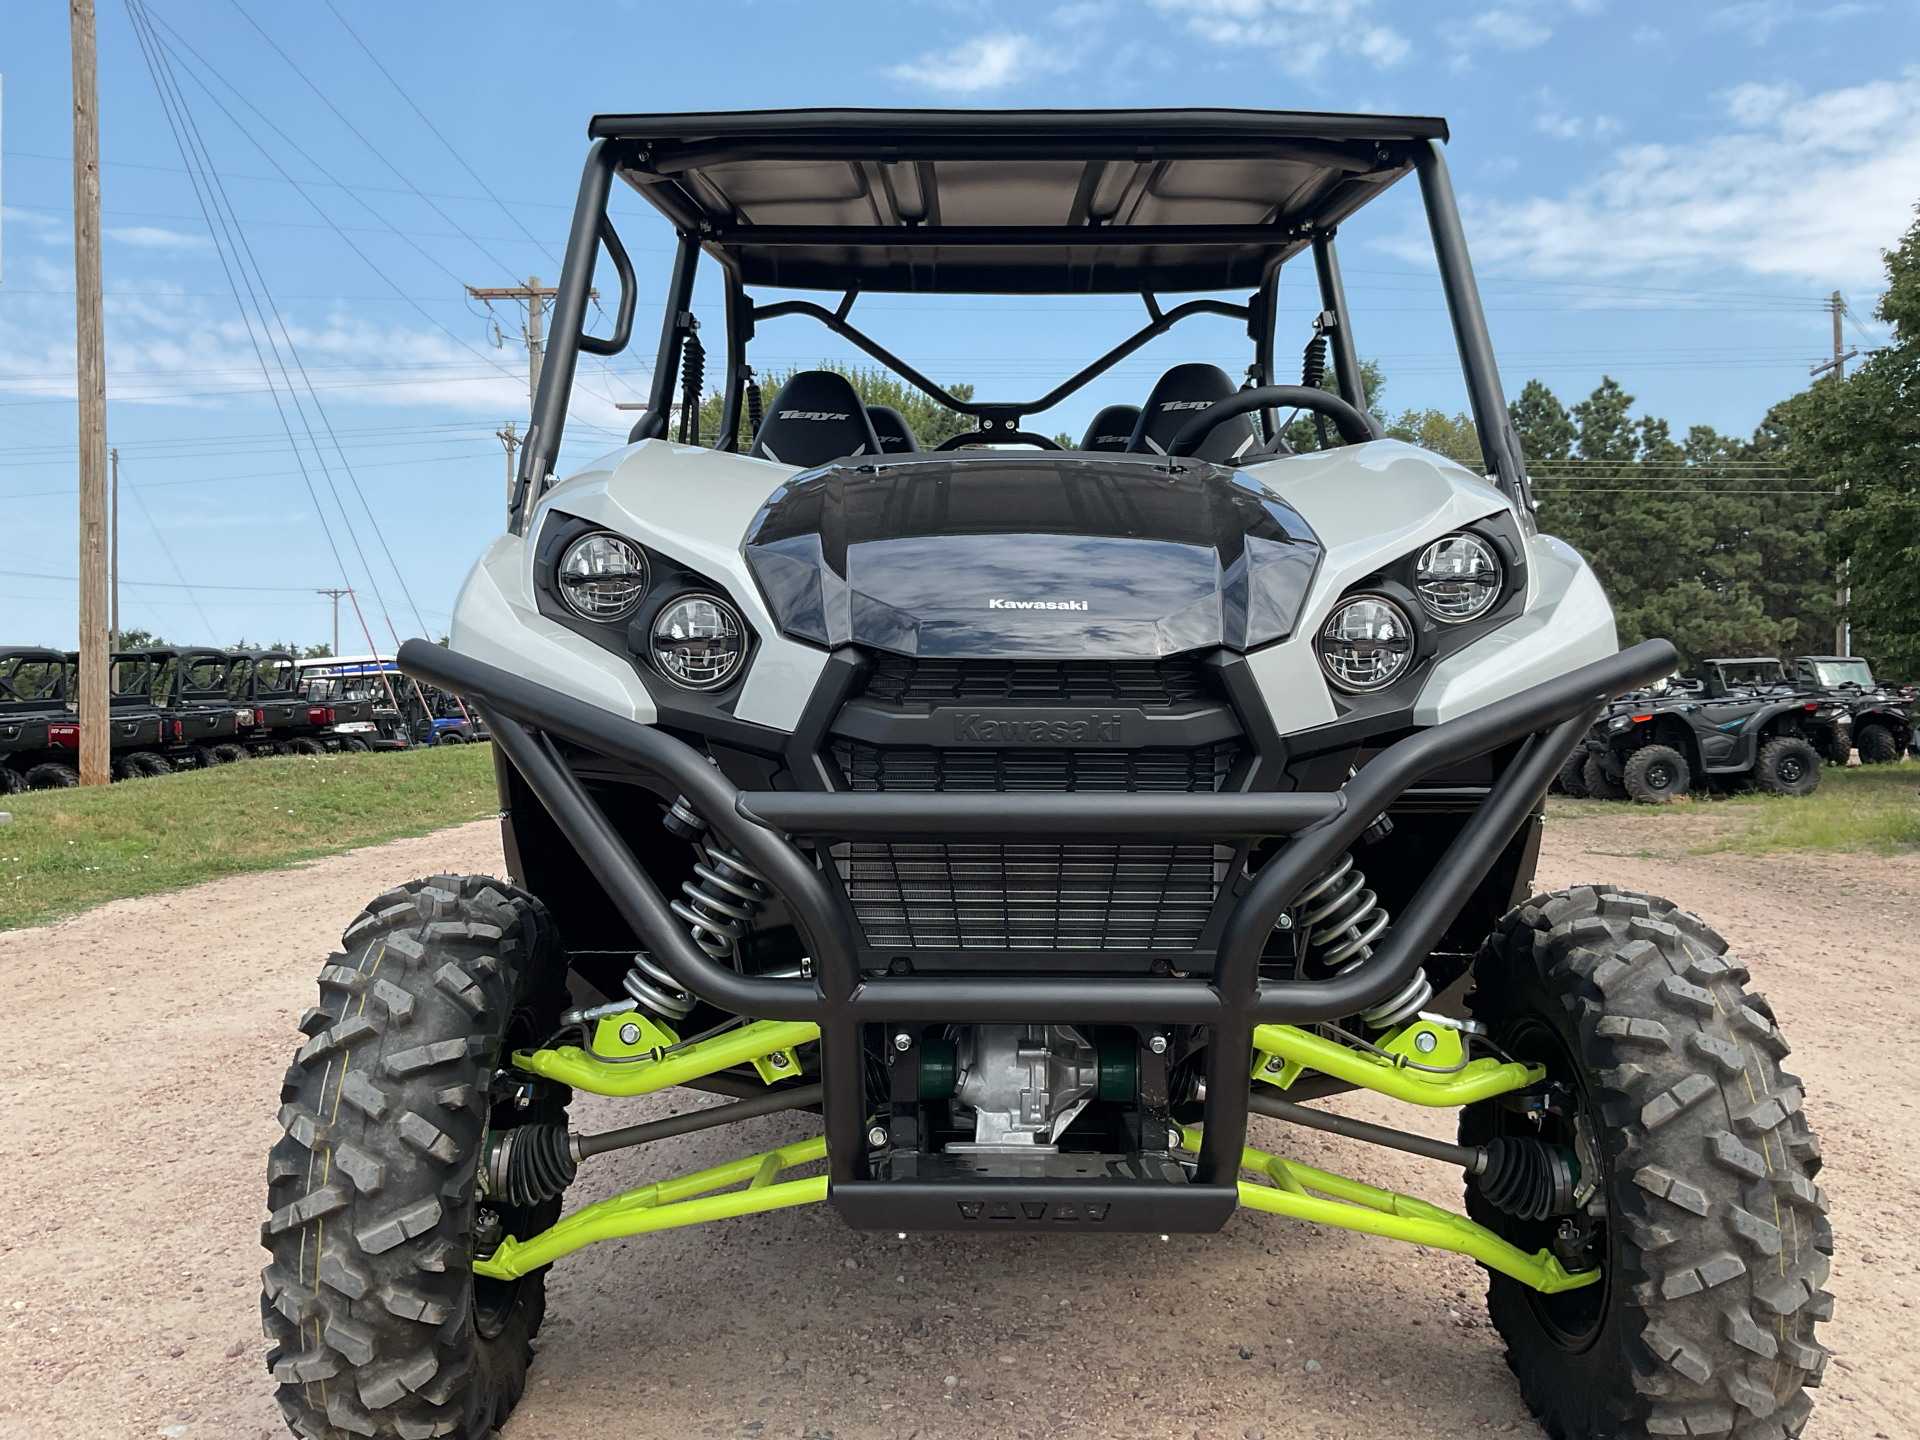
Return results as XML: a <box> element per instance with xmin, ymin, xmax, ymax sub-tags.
<box><xmin>988</xmin><ymin>597</ymin><xmax>1090</xmax><ymax>611</ymax></box>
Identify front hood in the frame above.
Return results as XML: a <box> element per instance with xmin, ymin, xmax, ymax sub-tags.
<box><xmin>742</xmin><ymin>455</ymin><xmax>1321</xmax><ymax>659</ymax></box>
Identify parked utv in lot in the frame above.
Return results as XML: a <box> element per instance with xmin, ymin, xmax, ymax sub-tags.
<box><xmin>263</xmin><ymin>110</ymin><xmax>1829</xmax><ymax>1440</ymax></box>
<box><xmin>0</xmin><ymin>647</ymin><xmax>72</xmax><ymax>792</ymax></box>
<box><xmin>1791</xmin><ymin>655</ymin><xmax>1911</xmax><ymax>765</ymax></box>
<box><xmin>1575</xmin><ymin>657</ymin><xmax>1836</xmax><ymax>802</ymax></box>
<box><xmin>296</xmin><ymin>656</ymin><xmax>419</xmax><ymax>751</ymax></box>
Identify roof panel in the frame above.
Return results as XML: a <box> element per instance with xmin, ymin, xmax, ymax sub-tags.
<box><xmin>595</xmin><ymin>108</ymin><xmax>1446</xmax><ymax>294</ymax></box>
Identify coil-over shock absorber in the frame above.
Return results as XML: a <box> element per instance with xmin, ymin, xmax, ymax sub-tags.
<box><xmin>1287</xmin><ymin>839</ymin><xmax>1432</xmax><ymax>1029</ymax></box>
<box><xmin>744</xmin><ymin>365</ymin><xmax>764</xmax><ymax>446</ymax></box>
<box><xmin>663</xmin><ymin>794</ymin><xmax>772</xmax><ymax>963</ymax></box>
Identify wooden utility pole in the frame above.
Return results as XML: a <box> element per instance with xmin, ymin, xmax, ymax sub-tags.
<box><xmin>110</xmin><ymin>446</ymin><xmax>119</xmax><ymax>650</ymax></box>
<box><xmin>466</xmin><ymin>277</ymin><xmax>560</xmax><ymax>413</ymax></box>
<box><xmin>1809</xmin><ymin>292</ymin><xmax>1861</xmax><ymax>655</ymax></box>
<box><xmin>496</xmin><ymin>421</ymin><xmax>520</xmax><ymax>506</ymax></box>
<box><xmin>72</xmin><ymin>0</ymin><xmax>111</xmax><ymax>786</ymax></box>
<box><xmin>315</xmin><ymin>589</ymin><xmax>351</xmax><ymax>657</ymax></box>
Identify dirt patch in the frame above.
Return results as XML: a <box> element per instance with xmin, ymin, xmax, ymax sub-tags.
<box><xmin>0</xmin><ymin>813</ymin><xmax>1911</xmax><ymax>1440</ymax></box>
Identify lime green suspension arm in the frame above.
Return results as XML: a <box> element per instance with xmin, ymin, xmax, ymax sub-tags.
<box><xmin>512</xmin><ymin>1016</ymin><xmax>821</xmax><ymax>1097</ymax></box>
<box><xmin>475</xmin><ymin>1136</ymin><xmax>828</xmax><ymax>1281</ymax></box>
<box><xmin>1250</xmin><ymin>1021</ymin><xmax>1541</xmax><ymax>1106</ymax></box>
<box><xmin>1180</xmin><ymin>1128</ymin><xmax>1597</xmax><ymax>1295</ymax></box>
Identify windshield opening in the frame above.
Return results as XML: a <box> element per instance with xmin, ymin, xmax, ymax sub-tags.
<box><xmin>1811</xmin><ymin>660</ymin><xmax>1874</xmax><ymax>687</ymax></box>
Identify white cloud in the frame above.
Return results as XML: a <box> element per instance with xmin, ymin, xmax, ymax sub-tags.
<box><xmin>1147</xmin><ymin>0</ymin><xmax>1407</xmax><ymax>78</ymax></box>
<box><xmin>1532</xmin><ymin>91</ymin><xmax>1623</xmax><ymax>141</ymax></box>
<box><xmin>1464</xmin><ymin>67</ymin><xmax>1920</xmax><ymax>287</ymax></box>
<box><xmin>1469</xmin><ymin>7</ymin><xmax>1553</xmax><ymax>50</ymax></box>
<box><xmin>106</xmin><ymin>226</ymin><xmax>209</xmax><ymax>251</ymax></box>
<box><xmin>1710</xmin><ymin>1</ymin><xmax>1869</xmax><ymax>42</ymax></box>
<box><xmin>886</xmin><ymin>32</ymin><xmax>1072</xmax><ymax>93</ymax></box>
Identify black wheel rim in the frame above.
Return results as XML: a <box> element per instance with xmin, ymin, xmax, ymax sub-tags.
<box><xmin>1497</xmin><ymin>1017</ymin><xmax>1612</xmax><ymax>1351</ymax></box>
<box><xmin>1778</xmin><ymin>755</ymin><xmax>1805</xmax><ymax>783</ymax></box>
<box><xmin>1647</xmin><ymin>762</ymin><xmax>1672</xmax><ymax>790</ymax></box>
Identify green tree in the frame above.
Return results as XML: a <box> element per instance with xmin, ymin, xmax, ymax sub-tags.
<box><xmin>1768</xmin><ymin>207</ymin><xmax>1920</xmax><ymax>677</ymax></box>
<box><xmin>1510</xmin><ymin>379</ymin><xmax>1575</xmax><ymax>464</ymax></box>
<box><xmin>1522</xmin><ymin>378</ymin><xmax>1831</xmax><ymax>668</ymax></box>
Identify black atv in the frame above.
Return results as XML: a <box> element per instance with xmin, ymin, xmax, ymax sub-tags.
<box><xmin>232</xmin><ymin>650</ymin><xmax>326</xmax><ymax>754</ymax></box>
<box><xmin>0</xmin><ymin>647</ymin><xmax>74</xmax><ymax>792</ymax></box>
<box><xmin>1574</xmin><ymin>657</ymin><xmax>1833</xmax><ymax>802</ymax></box>
<box><xmin>161</xmin><ymin>649</ymin><xmax>257</xmax><ymax>767</ymax></box>
<box><xmin>1791</xmin><ymin>655</ymin><xmax>1911</xmax><ymax>765</ymax></box>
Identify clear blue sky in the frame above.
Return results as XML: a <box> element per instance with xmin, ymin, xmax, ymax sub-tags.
<box><xmin>3</xmin><ymin>1</ymin><xmax>1915</xmax><ymax>650</ymax></box>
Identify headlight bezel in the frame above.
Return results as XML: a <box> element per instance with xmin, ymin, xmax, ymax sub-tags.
<box><xmin>1413</xmin><ymin>531</ymin><xmax>1504</xmax><ymax>625</ymax></box>
<box><xmin>1314</xmin><ymin>592</ymin><xmax>1418</xmax><ymax>695</ymax></box>
<box><xmin>533</xmin><ymin>511</ymin><xmax>759</xmax><ymax>700</ymax></box>
<box><xmin>648</xmin><ymin>592</ymin><xmax>751</xmax><ymax>692</ymax></box>
<box><xmin>555</xmin><ymin>530</ymin><xmax>650</xmax><ymax>623</ymax></box>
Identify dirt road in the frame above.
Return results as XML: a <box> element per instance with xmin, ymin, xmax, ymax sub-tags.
<box><xmin>1</xmin><ymin>810</ymin><xmax>1913</xmax><ymax>1440</ymax></box>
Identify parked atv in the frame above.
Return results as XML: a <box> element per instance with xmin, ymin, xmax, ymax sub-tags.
<box><xmin>161</xmin><ymin>648</ymin><xmax>256</xmax><ymax>767</ymax></box>
<box><xmin>231</xmin><ymin>649</ymin><xmax>322</xmax><ymax>754</ymax></box>
<box><xmin>0</xmin><ymin>647</ymin><xmax>73</xmax><ymax>791</ymax></box>
<box><xmin>1791</xmin><ymin>654</ymin><xmax>1911</xmax><ymax>765</ymax></box>
<box><xmin>1579</xmin><ymin>656</ymin><xmax>1835</xmax><ymax>801</ymax></box>
<box><xmin>262</xmin><ymin>110</ymin><xmax>1828</xmax><ymax>1440</ymax></box>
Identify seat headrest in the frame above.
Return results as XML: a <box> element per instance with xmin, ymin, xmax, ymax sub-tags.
<box><xmin>1080</xmin><ymin>405</ymin><xmax>1142</xmax><ymax>452</ymax></box>
<box><xmin>750</xmin><ymin>371</ymin><xmax>882</xmax><ymax>468</ymax></box>
<box><xmin>1129</xmin><ymin>363</ymin><xmax>1261</xmax><ymax>463</ymax></box>
<box><xmin>866</xmin><ymin>405</ymin><xmax>920</xmax><ymax>454</ymax></box>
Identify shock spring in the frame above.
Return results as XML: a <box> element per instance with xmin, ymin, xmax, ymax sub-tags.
<box><xmin>663</xmin><ymin>794</ymin><xmax>772</xmax><ymax>962</ymax></box>
<box><xmin>1288</xmin><ymin>851</ymin><xmax>1431</xmax><ymax>1029</ymax></box>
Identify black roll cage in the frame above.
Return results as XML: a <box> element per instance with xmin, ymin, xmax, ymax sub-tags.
<box><xmin>508</xmin><ymin>119</ymin><xmax>1533</xmax><ymax>534</ymax></box>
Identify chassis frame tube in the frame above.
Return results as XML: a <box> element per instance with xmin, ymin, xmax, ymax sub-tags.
<box><xmin>407</xmin><ymin>637</ymin><xmax>1673</xmax><ymax>1192</ymax></box>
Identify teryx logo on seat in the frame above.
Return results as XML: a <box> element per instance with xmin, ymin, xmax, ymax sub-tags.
<box><xmin>1159</xmin><ymin>399</ymin><xmax>1215</xmax><ymax>411</ymax></box>
<box><xmin>988</xmin><ymin>598</ymin><xmax>1090</xmax><ymax>611</ymax></box>
<box><xmin>777</xmin><ymin>410</ymin><xmax>851</xmax><ymax>421</ymax></box>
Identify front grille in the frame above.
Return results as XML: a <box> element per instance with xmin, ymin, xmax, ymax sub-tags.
<box><xmin>842</xmin><ymin>843</ymin><xmax>1222</xmax><ymax>951</ymax></box>
<box><xmin>860</xmin><ymin>655</ymin><xmax>1210</xmax><ymax>707</ymax></box>
<box><xmin>834</xmin><ymin>739</ymin><xmax>1240</xmax><ymax>793</ymax></box>
<box><xmin>832</xmin><ymin>655</ymin><xmax>1243</xmax><ymax>955</ymax></box>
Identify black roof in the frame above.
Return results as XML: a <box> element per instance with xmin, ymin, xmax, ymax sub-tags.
<box><xmin>594</xmin><ymin>108</ymin><xmax>1447</xmax><ymax>294</ymax></box>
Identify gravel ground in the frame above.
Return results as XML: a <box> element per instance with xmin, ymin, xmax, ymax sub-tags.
<box><xmin>1</xmin><ymin>810</ymin><xmax>1913</xmax><ymax>1440</ymax></box>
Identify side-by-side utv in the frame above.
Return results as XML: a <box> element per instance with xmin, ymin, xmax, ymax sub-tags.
<box><xmin>263</xmin><ymin>110</ymin><xmax>1829</xmax><ymax>1440</ymax></box>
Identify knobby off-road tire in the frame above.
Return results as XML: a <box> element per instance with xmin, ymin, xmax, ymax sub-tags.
<box><xmin>1754</xmin><ymin>738</ymin><xmax>1820</xmax><ymax>798</ymax></box>
<box><xmin>25</xmin><ymin>762</ymin><xmax>79</xmax><ymax>789</ymax></box>
<box><xmin>1584</xmin><ymin>755</ymin><xmax>1628</xmax><ymax>801</ymax></box>
<box><xmin>262</xmin><ymin>874</ymin><xmax>569</xmax><ymax>1440</ymax></box>
<box><xmin>213</xmin><ymin>742</ymin><xmax>251</xmax><ymax>764</ymax></box>
<box><xmin>1557</xmin><ymin>753</ymin><xmax>1591</xmax><ymax>799</ymax></box>
<box><xmin>1464</xmin><ymin>886</ymin><xmax>1830</xmax><ymax>1440</ymax></box>
<box><xmin>0</xmin><ymin>764</ymin><xmax>23</xmax><ymax>795</ymax></box>
<box><xmin>132</xmin><ymin>751</ymin><xmax>174</xmax><ymax>777</ymax></box>
<box><xmin>1623</xmin><ymin>746</ymin><xmax>1690</xmax><ymax>805</ymax></box>
<box><xmin>290</xmin><ymin>737</ymin><xmax>328</xmax><ymax>757</ymax></box>
<box><xmin>1853</xmin><ymin>723</ymin><xmax>1899</xmax><ymax>766</ymax></box>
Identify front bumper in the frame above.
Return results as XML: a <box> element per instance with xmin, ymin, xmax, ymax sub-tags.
<box><xmin>400</xmin><ymin>637</ymin><xmax>1674</xmax><ymax>1228</ymax></box>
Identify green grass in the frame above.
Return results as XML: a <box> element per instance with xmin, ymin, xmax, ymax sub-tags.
<box><xmin>1553</xmin><ymin>758</ymin><xmax>1920</xmax><ymax>855</ymax></box>
<box><xmin>0</xmin><ymin>745</ymin><xmax>499</xmax><ymax>931</ymax></box>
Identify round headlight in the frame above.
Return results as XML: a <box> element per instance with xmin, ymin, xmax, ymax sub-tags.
<box><xmin>1414</xmin><ymin>532</ymin><xmax>1502</xmax><ymax>623</ymax></box>
<box><xmin>650</xmin><ymin>594</ymin><xmax>748</xmax><ymax>691</ymax></box>
<box><xmin>557</xmin><ymin>532</ymin><xmax>648</xmax><ymax>622</ymax></box>
<box><xmin>1316</xmin><ymin>596</ymin><xmax>1415</xmax><ymax>693</ymax></box>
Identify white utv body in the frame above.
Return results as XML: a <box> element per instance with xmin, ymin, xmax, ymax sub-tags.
<box><xmin>263</xmin><ymin>111</ymin><xmax>1829</xmax><ymax>1440</ymax></box>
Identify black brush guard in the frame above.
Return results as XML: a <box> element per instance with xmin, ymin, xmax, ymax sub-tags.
<box><xmin>398</xmin><ymin>637</ymin><xmax>1674</xmax><ymax>1231</ymax></box>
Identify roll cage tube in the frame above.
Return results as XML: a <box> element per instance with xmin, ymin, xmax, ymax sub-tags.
<box><xmin>1168</xmin><ymin>385</ymin><xmax>1382</xmax><ymax>455</ymax></box>
<box><xmin>1415</xmin><ymin>141</ymin><xmax>1531</xmax><ymax>510</ymax></box>
<box><xmin>510</xmin><ymin>139</ymin><xmax>642</xmax><ymax>533</ymax></box>
<box><xmin>518</xmin><ymin>129</ymin><xmax>1529</xmax><ymax>528</ymax></box>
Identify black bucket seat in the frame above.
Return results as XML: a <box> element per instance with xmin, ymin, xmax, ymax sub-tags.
<box><xmin>1080</xmin><ymin>404</ymin><xmax>1142</xmax><ymax>452</ymax></box>
<box><xmin>1128</xmin><ymin>364</ymin><xmax>1262</xmax><ymax>463</ymax></box>
<box><xmin>750</xmin><ymin>371</ymin><xmax>882</xmax><ymax>468</ymax></box>
<box><xmin>866</xmin><ymin>405</ymin><xmax>920</xmax><ymax>454</ymax></box>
